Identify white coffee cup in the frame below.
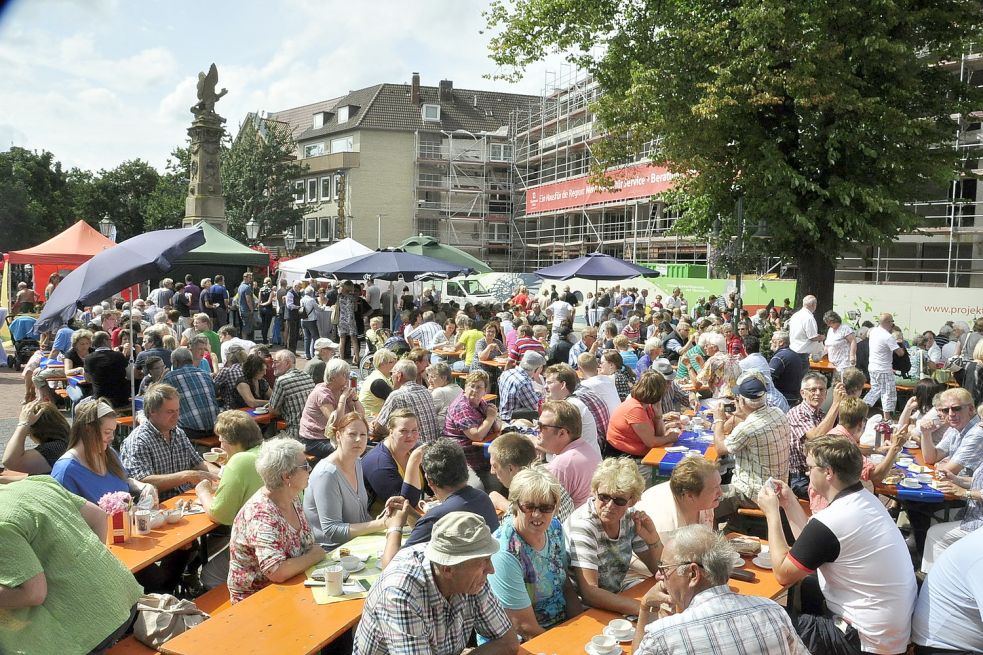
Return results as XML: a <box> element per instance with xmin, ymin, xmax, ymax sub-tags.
<box><xmin>203</xmin><ymin>451</ymin><xmax>221</xmax><ymax>463</ymax></box>
<box><xmin>133</xmin><ymin>509</ymin><xmax>151</xmax><ymax>535</ymax></box>
<box><xmin>607</xmin><ymin>618</ymin><xmax>632</xmax><ymax>636</ymax></box>
<box><xmin>323</xmin><ymin>565</ymin><xmax>344</xmax><ymax>596</ymax></box>
<box><xmin>591</xmin><ymin>635</ymin><xmax>617</xmax><ymax>653</ymax></box>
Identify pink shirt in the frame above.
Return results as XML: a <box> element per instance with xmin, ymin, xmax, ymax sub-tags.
<box><xmin>808</xmin><ymin>425</ymin><xmax>876</xmax><ymax>512</ymax></box>
<box><xmin>548</xmin><ymin>436</ymin><xmax>602</xmax><ymax>508</ymax></box>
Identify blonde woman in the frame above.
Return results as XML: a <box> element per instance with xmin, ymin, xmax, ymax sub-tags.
<box><xmin>359</xmin><ymin>348</ymin><xmax>397</xmax><ymax>417</ymax></box>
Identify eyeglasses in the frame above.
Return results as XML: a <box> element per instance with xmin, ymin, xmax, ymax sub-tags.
<box><xmin>802</xmin><ymin>387</ymin><xmax>826</xmax><ymax>394</ymax></box>
<box><xmin>654</xmin><ymin>560</ymin><xmax>701</xmax><ymax>578</ymax></box>
<box><xmin>939</xmin><ymin>405</ymin><xmax>966</xmax><ymax>414</ymax></box>
<box><xmin>537</xmin><ymin>423</ymin><xmax>564</xmax><ymax>432</ymax></box>
<box><xmin>597</xmin><ymin>493</ymin><xmax>630</xmax><ymax>507</ymax></box>
<box><xmin>292</xmin><ymin>462</ymin><xmax>311</xmax><ymax>473</ymax></box>
<box><xmin>518</xmin><ymin>502</ymin><xmax>556</xmax><ymax>514</ymax></box>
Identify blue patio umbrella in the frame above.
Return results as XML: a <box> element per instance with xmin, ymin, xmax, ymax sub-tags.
<box><xmin>534</xmin><ymin>251</ymin><xmax>660</xmax><ymax>281</ymax></box>
<box><xmin>306</xmin><ymin>248</ymin><xmax>474</xmax><ymax>282</ymax></box>
<box><xmin>36</xmin><ymin>227</ymin><xmax>206</xmax><ymax>332</ymax></box>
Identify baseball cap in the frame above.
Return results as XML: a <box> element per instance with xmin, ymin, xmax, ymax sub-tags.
<box><xmin>653</xmin><ymin>358</ymin><xmax>674</xmax><ymax>376</ymax></box>
<box><xmin>314</xmin><ymin>338</ymin><xmax>338</xmax><ymax>350</ymax></box>
<box><xmin>736</xmin><ymin>374</ymin><xmax>767</xmax><ymax>399</ymax></box>
<box><xmin>425</xmin><ymin>512</ymin><xmax>500</xmax><ymax>566</ymax></box>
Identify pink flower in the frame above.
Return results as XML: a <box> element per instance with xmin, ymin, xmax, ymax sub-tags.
<box><xmin>98</xmin><ymin>491</ymin><xmax>132</xmax><ymax>515</ymax></box>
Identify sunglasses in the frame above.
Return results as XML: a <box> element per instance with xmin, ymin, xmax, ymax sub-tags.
<box><xmin>518</xmin><ymin>502</ymin><xmax>556</xmax><ymax>514</ymax></box>
<box><xmin>597</xmin><ymin>493</ymin><xmax>630</xmax><ymax>507</ymax></box>
<box><xmin>939</xmin><ymin>405</ymin><xmax>966</xmax><ymax>414</ymax></box>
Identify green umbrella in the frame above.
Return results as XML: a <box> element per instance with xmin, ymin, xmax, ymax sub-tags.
<box><xmin>398</xmin><ymin>235</ymin><xmax>493</xmax><ymax>274</ymax></box>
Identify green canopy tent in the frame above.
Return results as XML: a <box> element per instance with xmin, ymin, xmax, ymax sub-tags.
<box><xmin>398</xmin><ymin>235</ymin><xmax>493</xmax><ymax>274</ymax></box>
<box><xmin>157</xmin><ymin>221</ymin><xmax>269</xmax><ymax>287</ymax></box>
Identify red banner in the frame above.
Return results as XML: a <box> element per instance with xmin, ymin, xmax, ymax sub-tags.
<box><xmin>525</xmin><ymin>163</ymin><xmax>677</xmax><ymax>214</ymax></box>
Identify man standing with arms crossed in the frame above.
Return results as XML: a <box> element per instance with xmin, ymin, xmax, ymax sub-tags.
<box><xmin>864</xmin><ymin>313</ymin><xmax>906</xmax><ymax>420</ymax></box>
<box><xmin>788</xmin><ymin>295</ymin><xmax>823</xmax><ymax>370</ymax></box>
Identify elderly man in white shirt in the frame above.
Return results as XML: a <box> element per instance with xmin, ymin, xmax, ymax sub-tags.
<box><xmin>787</xmin><ymin>295</ymin><xmax>823</xmax><ymax>369</ymax></box>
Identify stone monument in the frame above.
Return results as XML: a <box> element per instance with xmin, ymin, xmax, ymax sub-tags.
<box><xmin>183</xmin><ymin>63</ymin><xmax>229</xmax><ymax>233</ymax></box>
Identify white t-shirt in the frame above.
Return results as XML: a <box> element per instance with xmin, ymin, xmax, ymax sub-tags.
<box><xmin>566</xmin><ymin>395</ymin><xmax>600</xmax><ymax>457</ymax></box>
<box><xmin>548</xmin><ymin>301</ymin><xmax>573</xmax><ymax>327</ymax></box>
<box><xmin>220</xmin><ymin>337</ymin><xmax>256</xmax><ymax>363</ymax></box>
<box><xmin>824</xmin><ymin>324</ymin><xmax>855</xmax><ymax>371</ymax></box>
<box><xmin>788</xmin><ymin>487</ymin><xmax>916</xmax><ymax>654</ymax></box>
<box><xmin>788</xmin><ymin>308</ymin><xmax>818</xmax><ymax>355</ymax></box>
<box><xmin>580</xmin><ymin>375</ymin><xmax>621</xmax><ymax>416</ymax></box>
<box><xmin>867</xmin><ymin>326</ymin><xmax>898</xmax><ymax>373</ymax></box>
<box><xmin>911</xmin><ymin>526</ymin><xmax>983</xmax><ymax>651</ymax></box>
<box><xmin>636</xmin><ymin>481</ymin><xmax>714</xmax><ymax>543</ymax></box>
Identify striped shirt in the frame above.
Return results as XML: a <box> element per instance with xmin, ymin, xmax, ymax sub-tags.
<box><xmin>638</xmin><ymin>586</ymin><xmax>809</xmax><ymax>655</ymax></box>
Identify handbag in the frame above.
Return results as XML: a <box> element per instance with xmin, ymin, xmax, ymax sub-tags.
<box><xmin>132</xmin><ymin>593</ymin><xmax>209</xmax><ymax>648</ymax></box>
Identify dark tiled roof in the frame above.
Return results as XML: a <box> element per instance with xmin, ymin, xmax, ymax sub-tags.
<box><xmin>290</xmin><ymin>82</ymin><xmax>540</xmax><ymax>142</ymax></box>
<box><xmin>268</xmin><ymin>97</ymin><xmax>343</xmax><ymax>138</ymax></box>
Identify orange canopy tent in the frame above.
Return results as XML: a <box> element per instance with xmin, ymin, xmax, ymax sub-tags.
<box><xmin>6</xmin><ymin>220</ymin><xmax>117</xmax><ymax>301</ymax></box>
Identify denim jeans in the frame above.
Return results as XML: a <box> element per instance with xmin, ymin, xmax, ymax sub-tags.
<box><xmin>303</xmin><ymin>320</ymin><xmax>319</xmax><ymax>359</ymax></box>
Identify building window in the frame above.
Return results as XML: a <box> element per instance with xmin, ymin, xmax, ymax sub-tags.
<box><xmin>333</xmin><ymin>174</ymin><xmax>343</xmax><ymax>200</ymax></box>
<box><xmin>331</xmin><ymin>136</ymin><xmax>354</xmax><ymax>153</ymax></box>
<box><xmin>319</xmin><ymin>217</ymin><xmax>335</xmax><ymax>241</ymax></box>
<box><xmin>293</xmin><ymin>181</ymin><xmax>305</xmax><ymax>203</ymax></box>
<box><xmin>307</xmin><ymin>218</ymin><xmax>317</xmax><ymax>241</ymax></box>
<box><xmin>307</xmin><ymin>179</ymin><xmax>318</xmax><ymax>202</ymax></box>
<box><xmin>422</xmin><ymin>104</ymin><xmax>441</xmax><ymax>122</ymax></box>
<box><xmin>293</xmin><ymin>221</ymin><xmax>304</xmax><ymax>241</ymax></box>
<box><xmin>304</xmin><ymin>143</ymin><xmax>325</xmax><ymax>158</ymax></box>
<box><xmin>320</xmin><ymin>176</ymin><xmax>333</xmax><ymax>200</ymax></box>
<box><xmin>490</xmin><ymin>143</ymin><xmax>513</xmax><ymax>162</ymax></box>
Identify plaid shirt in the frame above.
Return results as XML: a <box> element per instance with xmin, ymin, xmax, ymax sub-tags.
<box><xmin>162</xmin><ymin>366</ymin><xmax>220</xmax><ymax>433</ymax></box>
<box><xmin>270</xmin><ymin>368</ymin><xmax>315</xmax><ymax>439</ymax></box>
<box><xmin>786</xmin><ymin>402</ymin><xmax>824</xmax><ymax>476</ymax></box>
<box><xmin>497</xmin><ymin>368</ymin><xmax>540</xmax><ymax>421</ymax></box>
<box><xmin>613</xmin><ymin>370</ymin><xmax>633</xmax><ymax>401</ymax></box>
<box><xmin>214</xmin><ymin>363</ymin><xmax>244</xmax><ymax>410</ymax></box>
<box><xmin>638</xmin><ymin>586</ymin><xmax>809</xmax><ymax>655</ymax></box>
<box><xmin>723</xmin><ymin>406</ymin><xmax>791</xmax><ymax>500</ymax></box>
<box><xmin>573</xmin><ymin>387</ymin><xmax>610</xmax><ymax>441</ymax></box>
<box><xmin>407</xmin><ymin>321</ymin><xmax>443</xmax><ymax>350</ymax></box>
<box><xmin>444</xmin><ymin>393</ymin><xmax>491</xmax><ymax>472</ymax></box>
<box><xmin>120</xmin><ymin>419</ymin><xmax>204</xmax><ymax>500</ymax></box>
<box><xmin>353</xmin><ymin>544</ymin><xmax>512</xmax><ymax>655</ymax></box>
<box><xmin>376</xmin><ymin>382</ymin><xmax>441</xmax><ymax>444</ymax></box>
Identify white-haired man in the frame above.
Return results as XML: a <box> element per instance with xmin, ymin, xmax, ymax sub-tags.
<box><xmin>788</xmin><ymin>295</ymin><xmax>823</xmax><ymax>369</ymax></box>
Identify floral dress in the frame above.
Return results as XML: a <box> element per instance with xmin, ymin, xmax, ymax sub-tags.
<box><xmin>228</xmin><ymin>490</ymin><xmax>315</xmax><ymax>603</ymax></box>
<box><xmin>697</xmin><ymin>352</ymin><xmax>741</xmax><ymax>398</ymax></box>
<box><xmin>337</xmin><ymin>293</ymin><xmax>357</xmax><ymax>337</ymax></box>
<box><xmin>489</xmin><ymin>514</ymin><xmax>569</xmax><ymax>631</ymax></box>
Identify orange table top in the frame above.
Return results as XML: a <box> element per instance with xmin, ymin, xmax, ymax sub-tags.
<box><xmin>519</xmin><ymin>550</ymin><xmax>785</xmax><ymax>654</ymax></box>
<box><xmin>109</xmin><ymin>493</ymin><xmax>217</xmax><ymax>573</ymax></box>
<box><xmin>479</xmin><ymin>357</ymin><xmax>510</xmax><ymax>369</ymax></box>
<box><xmin>433</xmin><ymin>347</ymin><xmax>465</xmax><ymax>358</ymax></box>
<box><xmin>809</xmin><ymin>358</ymin><xmax>836</xmax><ymax>373</ymax></box>
<box><xmin>160</xmin><ymin>573</ymin><xmax>363</xmax><ymax>655</ymax></box>
<box><xmin>239</xmin><ymin>407</ymin><xmax>278</xmax><ymax>425</ymax></box>
<box><xmin>642</xmin><ymin>445</ymin><xmax>718</xmax><ymax>467</ymax></box>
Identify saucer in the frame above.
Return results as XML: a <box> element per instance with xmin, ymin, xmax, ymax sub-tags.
<box><xmin>752</xmin><ymin>556</ymin><xmax>773</xmax><ymax>569</ymax></box>
<box><xmin>731</xmin><ymin>553</ymin><xmax>744</xmax><ymax>567</ymax></box>
<box><xmin>337</xmin><ymin>560</ymin><xmax>365</xmax><ymax>573</ymax></box>
<box><xmin>602</xmin><ymin>626</ymin><xmax>633</xmax><ymax>643</ymax></box>
<box><xmin>253</xmin><ymin>408</ymin><xmax>269</xmax><ymax>415</ymax></box>
<box><xmin>665</xmin><ymin>446</ymin><xmax>688</xmax><ymax>452</ymax></box>
<box><xmin>899</xmin><ymin>479</ymin><xmax>921</xmax><ymax>489</ymax></box>
<box><xmin>904</xmin><ymin>440</ymin><xmax>919</xmax><ymax>449</ymax></box>
<box><xmin>585</xmin><ymin>644</ymin><xmax>621</xmax><ymax>655</ymax></box>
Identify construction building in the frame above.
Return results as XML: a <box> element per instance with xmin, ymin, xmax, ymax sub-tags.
<box><xmin>511</xmin><ymin>59</ymin><xmax>983</xmax><ymax>287</ymax></box>
<box><xmin>266</xmin><ymin>74</ymin><xmax>539</xmax><ymax>269</ymax></box>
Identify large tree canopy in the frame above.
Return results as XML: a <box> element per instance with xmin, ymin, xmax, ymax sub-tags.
<box><xmin>486</xmin><ymin>0</ymin><xmax>983</xmax><ymax>311</ymax></box>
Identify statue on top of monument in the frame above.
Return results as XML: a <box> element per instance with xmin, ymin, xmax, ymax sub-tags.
<box><xmin>191</xmin><ymin>63</ymin><xmax>228</xmax><ymax>118</ymax></box>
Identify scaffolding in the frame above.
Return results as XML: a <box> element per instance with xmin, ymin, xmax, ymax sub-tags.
<box><xmin>413</xmin><ymin>129</ymin><xmax>514</xmax><ymax>270</ymax></box>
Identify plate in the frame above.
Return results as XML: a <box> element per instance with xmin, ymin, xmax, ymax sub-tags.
<box><xmin>904</xmin><ymin>440</ymin><xmax>919</xmax><ymax>449</ymax></box>
<box><xmin>731</xmin><ymin>553</ymin><xmax>744</xmax><ymax>567</ymax></box>
<box><xmin>665</xmin><ymin>446</ymin><xmax>689</xmax><ymax>452</ymax></box>
<box><xmin>899</xmin><ymin>479</ymin><xmax>921</xmax><ymax>489</ymax></box>
<box><xmin>602</xmin><ymin>627</ymin><xmax>634</xmax><ymax>643</ymax></box>
<box><xmin>253</xmin><ymin>408</ymin><xmax>269</xmax><ymax>415</ymax></box>
<box><xmin>338</xmin><ymin>561</ymin><xmax>365</xmax><ymax>573</ymax></box>
<box><xmin>752</xmin><ymin>556</ymin><xmax>773</xmax><ymax>569</ymax></box>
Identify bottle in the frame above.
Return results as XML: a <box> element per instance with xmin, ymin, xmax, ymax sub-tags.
<box><xmin>874</xmin><ymin>421</ymin><xmax>892</xmax><ymax>449</ymax></box>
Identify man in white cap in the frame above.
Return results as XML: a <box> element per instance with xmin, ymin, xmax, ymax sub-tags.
<box><xmin>304</xmin><ymin>337</ymin><xmax>338</xmax><ymax>385</ymax></box>
<box><xmin>354</xmin><ymin>511</ymin><xmax>518</xmax><ymax>655</ymax></box>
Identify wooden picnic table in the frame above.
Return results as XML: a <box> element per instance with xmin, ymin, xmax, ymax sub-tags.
<box><xmin>809</xmin><ymin>358</ymin><xmax>836</xmax><ymax>374</ymax></box>
<box><xmin>518</xmin><ymin>541</ymin><xmax>786</xmax><ymax>655</ymax></box>
<box><xmin>478</xmin><ymin>356</ymin><xmax>510</xmax><ymax>369</ymax></box>
<box><xmin>873</xmin><ymin>446</ymin><xmax>960</xmax><ymax>502</ymax></box>
<box><xmin>432</xmin><ymin>346</ymin><xmax>465</xmax><ymax>359</ymax></box>
<box><xmin>642</xmin><ymin>444</ymin><xmax>718</xmax><ymax>468</ymax></box>
<box><xmin>109</xmin><ymin>492</ymin><xmax>217</xmax><ymax>573</ymax></box>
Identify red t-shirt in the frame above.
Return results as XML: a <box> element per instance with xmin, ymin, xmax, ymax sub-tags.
<box><xmin>606</xmin><ymin>396</ymin><xmax>660</xmax><ymax>456</ymax></box>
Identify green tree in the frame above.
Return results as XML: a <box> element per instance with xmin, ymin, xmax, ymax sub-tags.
<box><xmin>0</xmin><ymin>147</ymin><xmax>76</xmax><ymax>250</ymax></box>
<box><xmin>486</xmin><ymin>0</ymin><xmax>983</xmax><ymax>315</ymax></box>
<box><xmin>222</xmin><ymin>115</ymin><xmax>311</xmax><ymax>243</ymax></box>
<box><xmin>69</xmin><ymin>160</ymin><xmax>160</xmax><ymax>240</ymax></box>
<box><xmin>145</xmin><ymin>146</ymin><xmax>190</xmax><ymax>231</ymax></box>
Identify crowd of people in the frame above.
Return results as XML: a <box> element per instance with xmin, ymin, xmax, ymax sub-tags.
<box><xmin>3</xmin><ymin>274</ymin><xmax>983</xmax><ymax>655</ymax></box>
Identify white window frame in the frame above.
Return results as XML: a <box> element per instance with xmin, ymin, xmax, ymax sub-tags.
<box><xmin>307</xmin><ymin>179</ymin><xmax>318</xmax><ymax>202</ymax></box>
<box><xmin>303</xmin><ymin>142</ymin><xmax>325</xmax><ymax>158</ymax></box>
<box><xmin>319</xmin><ymin>217</ymin><xmax>336</xmax><ymax>242</ymax></box>
<box><xmin>422</xmin><ymin>104</ymin><xmax>441</xmax><ymax>122</ymax></box>
<box><xmin>330</xmin><ymin>136</ymin><xmax>354</xmax><ymax>153</ymax></box>
<box><xmin>320</xmin><ymin>176</ymin><xmax>333</xmax><ymax>200</ymax></box>
<box><xmin>333</xmin><ymin>173</ymin><xmax>343</xmax><ymax>200</ymax></box>
<box><xmin>337</xmin><ymin>106</ymin><xmax>350</xmax><ymax>123</ymax></box>
<box><xmin>490</xmin><ymin>143</ymin><xmax>513</xmax><ymax>162</ymax></box>
<box><xmin>293</xmin><ymin>181</ymin><xmax>305</xmax><ymax>203</ymax></box>
<box><xmin>306</xmin><ymin>217</ymin><xmax>317</xmax><ymax>242</ymax></box>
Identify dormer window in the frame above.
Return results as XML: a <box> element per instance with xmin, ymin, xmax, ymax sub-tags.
<box><xmin>337</xmin><ymin>104</ymin><xmax>359</xmax><ymax>123</ymax></box>
<box><xmin>312</xmin><ymin>111</ymin><xmax>332</xmax><ymax>129</ymax></box>
<box><xmin>422</xmin><ymin>104</ymin><xmax>441</xmax><ymax>122</ymax></box>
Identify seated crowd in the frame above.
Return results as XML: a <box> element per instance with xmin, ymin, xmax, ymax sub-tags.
<box><xmin>4</xmin><ymin>279</ymin><xmax>983</xmax><ymax>655</ymax></box>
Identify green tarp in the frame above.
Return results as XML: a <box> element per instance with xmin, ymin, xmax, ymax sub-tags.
<box><xmin>172</xmin><ymin>221</ymin><xmax>269</xmax><ymax>266</ymax></box>
<box><xmin>399</xmin><ymin>235</ymin><xmax>493</xmax><ymax>274</ymax></box>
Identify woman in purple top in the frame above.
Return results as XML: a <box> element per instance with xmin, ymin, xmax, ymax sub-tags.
<box><xmin>298</xmin><ymin>359</ymin><xmax>361</xmax><ymax>462</ymax></box>
<box><xmin>444</xmin><ymin>370</ymin><xmax>504</xmax><ymax>493</ymax></box>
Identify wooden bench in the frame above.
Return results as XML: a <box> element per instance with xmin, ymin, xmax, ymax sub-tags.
<box><xmin>106</xmin><ymin>585</ymin><xmax>231</xmax><ymax>655</ymax></box>
<box><xmin>189</xmin><ymin>435</ymin><xmax>220</xmax><ymax>450</ymax></box>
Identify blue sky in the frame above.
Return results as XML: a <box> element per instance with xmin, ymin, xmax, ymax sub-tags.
<box><xmin>0</xmin><ymin>0</ymin><xmax>566</xmax><ymax>172</ymax></box>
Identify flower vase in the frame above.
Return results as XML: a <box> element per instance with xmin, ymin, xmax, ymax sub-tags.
<box><xmin>106</xmin><ymin>509</ymin><xmax>131</xmax><ymax>545</ymax></box>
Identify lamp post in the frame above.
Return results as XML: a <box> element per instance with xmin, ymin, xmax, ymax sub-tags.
<box><xmin>98</xmin><ymin>216</ymin><xmax>115</xmax><ymax>239</ymax></box>
<box><xmin>713</xmin><ymin>193</ymin><xmax>770</xmax><ymax>331</ymax></box>
<box><xmin>245</xmin><ymin>219</ymin><xmax>260</xmax><ymax>243</ymax></box>
<box><xmin>283</xmin><ymin>229</ymin><xmax>296</xmax><ymax>255</ymax></box>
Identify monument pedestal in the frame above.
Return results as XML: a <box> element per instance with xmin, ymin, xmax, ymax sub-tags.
<box><xmin>183</xmin><ymin>67</ymin><xmax>228</xmax><ymax>233</ymax></box>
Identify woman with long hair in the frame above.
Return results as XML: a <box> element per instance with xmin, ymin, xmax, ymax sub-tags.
<box><xmin>2</xmin><ymin>401</ymin><xmax>70</xmax><ymax>474</ymax></box>
<box><xmin>236</xmin><ymin>353</ymin><xmax>272</xmax><ymax>408</ymax></box>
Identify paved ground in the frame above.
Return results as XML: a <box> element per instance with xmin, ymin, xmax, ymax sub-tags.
<box><xmin>0</xmin><ymin>367</ymin><xmax>28</xmax><ymax>456</ymax></box>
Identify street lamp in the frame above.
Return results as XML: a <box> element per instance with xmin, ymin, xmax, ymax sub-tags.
<box><xmin>712</xmin><ymin>195</ymin><xmax>771</xmax><ymax>331</ymax></box>
<box><xmin>245</xmin><ymin>219</ymin><xmax>260</xmax><ymax>242</ymax></box>
<box><xmin>98</xmin><ymin>216</ymin><xmax>115</xmax><ymax>239</ymax></box>
<box><xmin>283</xmin><ymin>229</ymin><xmax>296</xmax><ymax>254</ymax></box>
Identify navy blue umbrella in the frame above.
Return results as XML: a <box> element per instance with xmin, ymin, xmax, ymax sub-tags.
<box><xmin>534</xmin><ymin>251</ymin><xmax>660</xmax><ymax>281</ymax></box>
<box><xmin>36</xmin><ymin>228</ymin><xmax>206</xmax><ymax>332</ymax></box>
<box><xmin>306</xmin><ymin>248</ymin><xmax>474</xmax><ymax>281</ymax></box>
